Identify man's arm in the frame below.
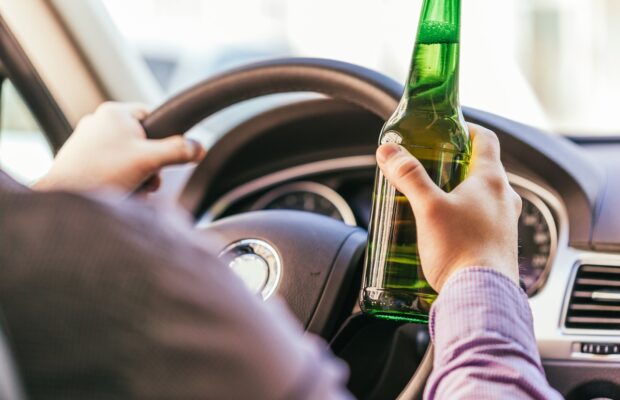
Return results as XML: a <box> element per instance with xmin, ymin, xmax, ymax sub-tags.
<box><xmin>425</xmin><ymin>268</ymin><xmax>562</xmax><ymax>399</ymax></box>
<box><xmin>10</xmin><ymin>100</ymin><xmax>347</xmax><ymax>399</ymax></box>
<box><xmin>0</xmin><ymin>185</ymin><xmax>352</xmax><ymax>399</ymax></box>
<box><xmin>129</xmin><ymin>204</ymin><xmax>355</xmax><ymax>399</ymax></box>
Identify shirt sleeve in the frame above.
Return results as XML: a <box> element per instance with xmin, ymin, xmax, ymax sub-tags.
<box><xmin>424</xmin><ymin>268</ymin><xmax>563</xmax><ymax>400</ymax></box>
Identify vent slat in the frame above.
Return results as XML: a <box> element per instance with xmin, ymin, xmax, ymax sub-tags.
<box><xmin>581</xmin><ymin>266</ymin><xmax>620</xmax><ymax>275</ymax></box>
<box><xmin>567</xmin><ymin>316</ymin><xmax>620</xmax><ymax>324</ymax></box>
<box><xmin>570</xmin><ymin>304</ymin><xmax>620</xmax><ymax>312</ymax></box>
<box><xmin>572</xmin><ymin>291</ymin><xmax>594</xmax><ymax>298</ymax></box>
<box><xmin>576</xmin><ymin>278</ymin><xmax>620</xmax><ymax>287</ymax></box>
<box><xmin>565</xmin><ymin>264</ymin><xmax>620</xmax><ymax>331</ymax></box>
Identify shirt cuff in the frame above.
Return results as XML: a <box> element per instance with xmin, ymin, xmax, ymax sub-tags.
<box><xmin>429</xmin><ymin>267</ymin><xmax>538</xmax><ymax>364</ymax></box>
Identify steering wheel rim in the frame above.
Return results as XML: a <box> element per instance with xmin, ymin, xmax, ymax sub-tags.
<box><xmin>142</xmin><ymin>58</ymin><xmax>401</xmax><ymax>139</ymax></box>
<box><xmin>141</xmin><ymin>57</ymin><xmax>432</xmax><ymax>399</ymax></box>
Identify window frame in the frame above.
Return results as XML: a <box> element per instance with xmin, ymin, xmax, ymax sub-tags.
<box><xmin>0</xmin><ymin>14</ymin><xmax>72</xmax><ymax>153</ymax></box>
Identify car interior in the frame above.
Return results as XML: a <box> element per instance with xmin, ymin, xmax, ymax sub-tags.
<box><xmin>1</xmin><ymin>1</ymin><xmax>620</xmax><ymax>399</ymax></box>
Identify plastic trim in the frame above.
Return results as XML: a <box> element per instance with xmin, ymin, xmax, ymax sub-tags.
<box><xmin>0</xmin><ymin>14</ymin><xmax>71</xmax><ymax>150</ymax></box>
<box><xmin>251</xmin><ymin>181</ymin><xmax>357</xmax><ymax>226</ymax></box>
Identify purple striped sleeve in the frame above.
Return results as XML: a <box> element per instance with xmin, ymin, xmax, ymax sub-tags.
<box><xmin>424</xmin><ymin>267</ymin><xmax>563</xmax><ymax>400</ymax></box>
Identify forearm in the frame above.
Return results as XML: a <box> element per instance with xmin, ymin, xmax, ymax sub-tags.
<box><xmin>424</xmin><ymin>268</ymin><xmax>563</xmax><ymax>400</ymax></box>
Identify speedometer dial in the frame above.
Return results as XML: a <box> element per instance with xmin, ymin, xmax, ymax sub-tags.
<box><xmin>517</xmin><ymin>188</ymin><xmax>558</xmax><ymax>296</ymax></box>
<box><xmin>253</xmin><ymin>182</ymin><xmax>357</xmax><ymax>226</ymax></box>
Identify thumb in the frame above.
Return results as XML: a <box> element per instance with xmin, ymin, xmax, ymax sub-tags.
<box><xmin>376</xmin><ymin>143</ymin><xmax>441</xmax><ymax>208</ymax></box>
<box><xmin>143</xmin><ymin>136</ymin><xmax>206</xmax><ymax>169</ymax></box>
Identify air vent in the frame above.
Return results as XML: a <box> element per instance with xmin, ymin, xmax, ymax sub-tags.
<box><xmin>565</xmin><ymin>265</ymin><xmax>620</xmax><ymax>331</ymax></box>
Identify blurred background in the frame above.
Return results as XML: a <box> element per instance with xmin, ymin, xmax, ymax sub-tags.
<box><xmin>100</xmin><ymin>0</ymin><xmax>620</xmax><ymax>135</ymax></box>
<box><xmin>2</xmin><ymin>0</ymin><xmax>620</xmax><ymax>182</ymax></box>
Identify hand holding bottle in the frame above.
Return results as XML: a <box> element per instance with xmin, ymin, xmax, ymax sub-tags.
<box><xmin>361</xmin><ymin>0</ymin><xmax>470</xmax><ymax>322</ymax></box>
<box><xmin>376</xmin><ymin>123</ymin><xmax>522</xmax><ymax>292</ymax></box>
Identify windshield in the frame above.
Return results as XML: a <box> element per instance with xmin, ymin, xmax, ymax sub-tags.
<box><xmin>101</xmin><ymin>0</ymin><xmax>620</xmax><ymax>136</ymax></box>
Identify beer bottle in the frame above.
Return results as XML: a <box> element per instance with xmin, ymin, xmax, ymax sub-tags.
<box><xmin>361</xmin><ymin>0</ymin><xmax>471</xmax><ymax>323</ymax></box>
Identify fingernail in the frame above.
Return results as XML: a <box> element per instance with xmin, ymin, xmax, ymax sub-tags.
<box><xmin>185</xmin><ymin>138</ymin><xmax>204</xmax><ymax>159</ymax></box>
<box><xmin>377</xmin><ymin>143</ymin><xmax>401</xmax><ymax>164</ymax></box>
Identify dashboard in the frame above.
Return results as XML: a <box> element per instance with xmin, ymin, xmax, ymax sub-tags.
<box><xmin>176</xmin><ymin>97</ymin><xmax>620</xmax><ymax>398</ymax></box>
<box><xmin>201</xmin><ymin>167</ymin><xmax>560</xmax><ymax>297</ymax></box>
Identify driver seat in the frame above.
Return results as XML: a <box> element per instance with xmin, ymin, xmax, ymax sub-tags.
<box><xmin>0</xmin><ymin>323</ymin><xmax>24</xmax><ymax>400</ymax></box>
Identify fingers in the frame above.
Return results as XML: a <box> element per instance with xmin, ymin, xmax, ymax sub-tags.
<box><xmin>376</xmin><ymin>143</ymin><xmax>442</xmax><ymax>209</ymax></box>
<box><xmin>457</xmin><ymin>123</ymin><xmax>512</xmax><ymax>198</ymax></box>
<box><xmin>95</xmin><ymin>102</ymin><xmax>206</xmax><ymax>170</ymax></box>
<box><xmin>128</xmin><ymin>103</ymin><xmax>150</xmax><ymax>121</ymax></box>
<box><xmin>468</xmin><ymin>123</ymin><xmax>503</xmax><ymax>175</ymax></box>
<box><xmin>95</xmin><ymin>101</ymin><xmax>151</xmax><ymax>119</ymax></box>
<box><xmin>137</xmin><ymin>174</ymin><xmax>162</xmax><ymax>193</ymax></box>
<box><xmin>92</xmin><ymin>102</ymin><xmax>151</xmax><ymax>140</ymax></box>
<box><xmin>144</xmin><ymin>136</ymin><xmax>206</xmax><ymax>169</ymax></box>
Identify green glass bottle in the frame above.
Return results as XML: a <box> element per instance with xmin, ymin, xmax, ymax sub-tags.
<box><xmin>361</xmin><ymin>0</ymin><xmax>471</xmax><ymax>323</ymax></box>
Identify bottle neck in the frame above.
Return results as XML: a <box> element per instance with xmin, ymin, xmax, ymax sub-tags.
<box><xmin>402</xmin><ymin>0</ymin><xmax>461</xmax><ymax>115</ymax></box>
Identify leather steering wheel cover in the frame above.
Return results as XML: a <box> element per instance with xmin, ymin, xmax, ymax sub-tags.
<box><xmin>142</xmin><ymin>58</ymin><xmax>402</xmax><ymax>140</ymax></box>
<box><xmin>141</xmin><ymin>58</ymin><xmax>402</xmax><ymax>213</ymax></box>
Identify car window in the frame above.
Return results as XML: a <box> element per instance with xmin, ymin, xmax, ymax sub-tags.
<box><xmin>0</xmin><ymin>79</ymin><xmax>54</xmax><ymax>184</ymax></box>
<box><xmin>100</xmin><ymin>0</ymin><xmax>620</xmax><ymax>136</ymax></box>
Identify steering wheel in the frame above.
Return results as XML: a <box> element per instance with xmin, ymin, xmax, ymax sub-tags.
<box><xmin>141</xmin><ymin>58</ymin><xmax>433</xmax><ymax>400</ymax></box>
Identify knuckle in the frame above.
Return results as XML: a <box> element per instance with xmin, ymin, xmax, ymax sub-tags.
<box><xmin>143</xmin><ymin>154</ymin><xmax>162</xmax><ymax>172</ymax></box>
<box><xmin>486</xmin><ymin>172</ymin><xmax>506</xmax><ymax>192</ymax></box>
<box><xmin>96</xmin><ymin>101</ymin><xmax>118</xmax><ymax>115</ymax></box>
<box><xmin>422</xmin><ymin>197</ymin><xmax>448</xmax><ymax>220</ymax></box>
<box><xmin>473</xmin><ymin>126</ymin><xmax>501</xmax><ymax>155</ymax></box>
<box><xmin>485</xmin><ymin>172</ymin><xmax>513</xmax><ymax>199</ymax></box>
<box><xmin>484</xmin><ymin>127</ymin><xmax>500</xmax><ymax>143</ymax></box>
<box><xmin>423</xmin><ymin>199</ymin><xmax>442</xmax><ymax>218</ymax></box>
<box><xmin>170</xmin><ymin>137</ymin><xmax>189</xmax><ymax>157</ymax></box>
<box><xmin>485</xmin><ymin>133</ymin><xmax>501</xmax><ymax>155</ymax></box>
<box><xmin>393</xmin><ymin>157</ymin><xmax>422</xmax><ymax>181</ymax></box>
<box><xmin>511</xmin><ymin>189</ymin><xmax>523</xmax><ymax>213</ymax></box>
<box><xmin>76</xmin><ymin>114</ymin><xmax>94</xmax><ymax>128</ymax></box>
<box><xmin>474</xmin><ymin>124</ymin><xmax>499</xmax><ymax>142</ymax></box>
<box><xmin>97</xmin><ymin>101</ymin><xmax>115</xmax><ymax>110</ymax></box>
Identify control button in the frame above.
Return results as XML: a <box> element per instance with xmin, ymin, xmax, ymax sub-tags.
<box><xmin>219</xmin><ymin>239</ymin><xmax>282</xmax><ymax>300</ymax></box>
<box><xmin>229</xmin><ymin>253</ymin><xmax>269</xmax><ymax>294</ymax></box>
<box><xmin>580</xmin><ymin>342</ymin><xmax>620</xmax><ymax>355</ymax></box>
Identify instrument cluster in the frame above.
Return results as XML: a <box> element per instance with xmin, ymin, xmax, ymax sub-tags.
<box><xmin>252</xmin><ymin>177</ymin><xmax>559</xmax><ymax>296</ymax></box>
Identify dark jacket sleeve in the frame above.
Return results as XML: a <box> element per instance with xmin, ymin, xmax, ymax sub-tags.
<box><xmin>0</xmin><ymin>187</ymin><xmax>351</xmax><ymax>399</ymax></box>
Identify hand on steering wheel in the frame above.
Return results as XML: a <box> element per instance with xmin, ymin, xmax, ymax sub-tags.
<box><xmin>34</xmin><ymin>102</ymin><xmax>205</xmax><ymax>194</ymax></box>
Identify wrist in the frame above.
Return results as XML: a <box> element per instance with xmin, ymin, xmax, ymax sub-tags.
<box><xmin>32</xmin><ymin>172</ymin><xmax>59</xmax><ymax>191</ymax></box>
<box><xmin>437</xmin><ymin>264</ymin><xmax>520</xmax><ymax>293</ymax></box>
<box><xmin>32</xmin><ymin>169</ymin><xmax>92</xmax><ymax>192</ymax></box>
<box><xmin>434</xmin><ymin>259</ymin><xmax>519</xmax><ymax>292</ymax></box>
